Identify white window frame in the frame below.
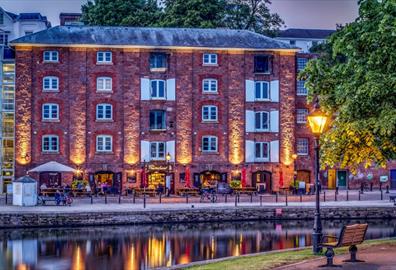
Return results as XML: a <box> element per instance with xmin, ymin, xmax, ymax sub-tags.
<box><xmin>202</xmin><ymin>136</ymin><xmax>218</xmax><ymax>152</ymax></box>
<box><xmin>255</xmin><ymin>111</ymin><xmax>270</xmax><ymax>131</ymax></box>
<box><xmin>42</xmin><ymin>103</ymin><xmax>59</xmax><ymax>121</ymax></box>
<box><xmin>43</xmin><ymin>51</ymin><xmax>59</xmax><ymax>62</ymax></box>
<box><xmin>150</xmin><ymin>142</ymin><xmax>166</xmax><ymax>160</ymax></box>
<box><xmin>203</xmin><ymin>53</ymin><xmax>218</xmax><ymax>65</ymax></box>
<box><xmin>297</xmin><ymin>138</ymin><xmax>309</xmax><ymax>156</ymax></box>
<box><xmin>97</xmin><ymin>51</ymin><xmax>112</xmax><ymax>64</ymax></box>
<box><xmin>297</xmin><ymin>58</ymin><xmax>308</xmax><ymax>71</ymax></box>
<box><xmin>255</xmin><ymin>81</ymin><xmax>270</xmax><ymax>101</ymax></box>
<box><xmin>42</xmin><ymin>135</ymin><xmax>59</xmax><ymax>152</ymax></box>
<box><xmin>96</xmin><ymin>77</ymin><xmax>112</xmax><ymax>92</ymax></box>
<box><xmin>150</xmin><ymin>79</ymin><xmax>166</xmax><ymax>99</ymax></box>
<box><xmin>202</xmin><ymin>105</ymin><xmax>218</xmax><ymax>122</ymax></box>
<box><xmin>202</xmin><ymin>79</ymin><xmax>218</xmax><ymax>93</ymax></box>
<box><xmin>297</xmin><ymin>80</ymin><xmax>308</xmax><ymax>96</ymax></box>
<box><xmin>96</xmin><ymin>135</ymin><xmax>113</xmax><ymax>152</ymax></box>
<box><xmin>255</xmin><ymin>142</ymin><xmax>270</xmax><ymax>161</ymax></box>
<box><xmin>43</xmin><ymin>76</ymin><xmax>59</xmax><ymax>91</ymax></box>
<box><xmin>296</xmin><ymin>109</ymin><xmax>308</xmax><ymax>124</ymax></box>
<box><xmin>96</xmin><ymin>103</ymin><xmax>113</xmax><ymax>120</ymax></box>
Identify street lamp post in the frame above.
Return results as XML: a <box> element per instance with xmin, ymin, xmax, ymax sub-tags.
<box><xmin>292</xmin><ymin>154</ymin><xmax>298</xmax><ymax>194</ymax></box>
<box><xmin>307</xmin><ymin>102</ymin><xmax>329</xmax><ymax>254</ymax></box>
<box><xmin>166</xmin><ymin>152</ymin><xmax>171</xmax><ymax>196</ymax></box>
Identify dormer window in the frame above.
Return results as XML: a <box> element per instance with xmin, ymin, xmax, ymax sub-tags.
<box><xmin>203</xmin><ymin>53</ymin><xmax>218</xmax><ymax>65</ymax></box>
<box><xmin>150</xmin><ymin>53</ymin><xmax>167</xmax><ymax>71</ymax></box>
<box><xmin>254</xmin><ymin>55</ymin><xmax>271</xmax><ymax>74</ymax></box>
<box><xmin>97</xmin><ymin>51</ymin><xmax>112</xmax><ymax>64</ymax></box>
<box><xmin>43</xmin><ymin>51</ymin><xmax>59</xmax><ymax>62</ymax></box>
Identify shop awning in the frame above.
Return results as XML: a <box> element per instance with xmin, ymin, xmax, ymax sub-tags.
<box><xmin>28</xmin><ymin>161</ymin><xmax>76</xmax><ymax>173</ymax></box>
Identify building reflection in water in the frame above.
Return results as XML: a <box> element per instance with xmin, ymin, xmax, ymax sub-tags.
<box><xmin>0</xmin><ymin>219</ymin><xmax>395</xmax><ymax>270</ymax></box>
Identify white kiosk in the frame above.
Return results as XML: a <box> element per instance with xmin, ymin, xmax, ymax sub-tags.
<box><xmin>12</xmin><ymin>176</ymin><xmax>38</xmax><ymax>206</ymax></box>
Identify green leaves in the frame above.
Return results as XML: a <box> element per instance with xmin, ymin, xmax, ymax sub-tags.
<box><xmin>302</xmin><ymin>0</ymin><xmax>396</xmax><ymax>172</ymax></box>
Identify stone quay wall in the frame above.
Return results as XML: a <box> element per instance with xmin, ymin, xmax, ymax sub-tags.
<box><xmin>0</xmin><ymin>206</ymin><xmax>395</xmax><ymax>228</ymax></box>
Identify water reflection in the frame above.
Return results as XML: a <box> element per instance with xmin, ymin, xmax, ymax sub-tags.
<box><xmin>0</xmin><ymin>219</ymin><xmax>395</xmax><ymax>270</ymax></box>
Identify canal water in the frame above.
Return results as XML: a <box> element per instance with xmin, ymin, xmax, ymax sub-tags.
<box><xmin>0</xmin><ymin>219</ymin><xmax>395</xmax><ymax>270</ymax></box>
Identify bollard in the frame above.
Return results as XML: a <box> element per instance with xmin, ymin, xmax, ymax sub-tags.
<box><xmin>260</xmin><ymin>195</ymin><xmax>263</xmax><ymax>206</ymax></box>
<box><xmin>90</xmin><ymin>194</ymin><xmax>93</xmax><ymax>204</ymax></box>
<box><xmin>125</xmin><ymin>190</ymin><xmax>128</xmax><ymax>196</ymax></box>
<box><xmin>346</xmin><ymin>190</ymin><xmax>349</xmax><ymax>201</ymax></box>
<box><xmin>386</xmin><ymin>185</ymin><xmax>390</xmax><ymax>194</ymax></box>
<box><xmin>235</xmin><ymin>194</ymin><xmax>238</xmax><ymax>207</ymax></box>
<box><xmin>225</xmin><ymin>194</ymin><xmax>228</xmax><ymax>203</ymax></box>
<box><xmin>324</xmin><ymin>191</ymin><xmax>326</xmax><ymax>202</ymax></box>
<box><xmin>360</xmin><ymin>183</ymin><xmax>364</xmax><ymax>194</ymax></box>
<box><xmin>250</xmin><ymin>193</ymin><xmax>253</xmax><ymax>203</ymax></box>
<box><xmin>105</xmin><ymin>192</ymin><xmax>107</xmax><ymax>204</ymax></box>
<box><xmin>336</xmin><ymin>187</ymin><xmax>339</xmax><ymax>195</ymax></box>
<box><xmin>159</xmin><ymin>193</ymin><xmax>162</xmax><ymax>204</ymax></box>
<box><xmin>335</xmin><ymin>190</ymin><xmax>337</xmax><ymax>201</ymax></box>
<box><xmin>143</xmin><ymin>193</ymin><xmax>146</xmax><ymax>208</ymax></box>
<box><xmin>381</xmin><ymin>190</ymin><xmax>383</xmax><ymax>200</ymax></box>
<box><xmin>5</xmin><ymin>193</ymin><xmax>7</xmax><ymax>205</ymax></box>
<box><xmin>285</xmin><ymin>193</ymin><xmax>288</xmax><ymax>206</ymax></box>
<box><xmin>358</xmin><ymin>191</ymin><xmax>361</xmax><ymax>201</ymax></box>
<box><xmin>370</xmin><ymin>183</ymin><xmax>373</xmax><ymax>192</ymax></box>
<box><xmin>276</xmin><ymin>192</ymin><xmax>278</xmax><ymax>203</ymax></box>
<box><xmin>118</xmin><ymin>194</ymin><xmax>121</xmax><ymax>204</ymax></box>
<box><xmin>237</xmin><ymin>193</ymin><xmax>240</xmax><ymax>203</ymax></box>
<box><xmin>186</xmin><ymin>194</ymin><xmax>189</xmax><ymax>204</ymax></box>
<box><xmin>380</xmin><ymin>182</ymin><xmax>382</xmax><ymax>191</ymax></box>
<box><xmin>133</xmin><ymin>192</ymin><xmax>136</xmax><ymax>204</ymax></box>
<box><xmin>300</xmin><ymin>194</ymin><xmax>302</xmax><ymax>203</ymax></box>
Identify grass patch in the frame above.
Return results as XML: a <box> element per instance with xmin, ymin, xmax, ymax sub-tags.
<box><xmin>186</xmin><ymin>238</ymin><xmax>396</xmax><ymax>270</ymax></box>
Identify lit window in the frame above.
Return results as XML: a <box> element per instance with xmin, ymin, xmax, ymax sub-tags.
<box><xmin>43</xmin><ymin>51</ymin><xmax>59</xmax><ymax>62</ymax></box>
<box><xmin>96</xmin><ymin>135</ymin><xmax>112</xmax><ymax>152</ymax></box>
<box><xmin>202</xmin><ymin>105</ymin><xmax>218</xmax><ymax>122</ymax></box>
<box><xmin>150</xmin><ymin>142</ymin><xmax>165</xmax><ymax>160</ymax></box>
<box><xmin>255</xmin><ymin>142</ymin><xmax>269</xmax><ymax>161</ymax></box>
<box><xmin>297</xmin><ymin>58</ymin><xmax>308</xmax><ymax>71</ymax></box>
<box><xmin>150</xmin><ymin>110</ymin><xmax>166</xmax><ymax>130</ymax></box>
<box><xmin>297</xmin><ymin>138</ymin><xmax>309</xmax><ymax>155</ymax></box>
<box><xmin>296</xmin><ymin>109</ymin><xmax>308</xmax><ymax>123</ymax></box>
<box><xmin>96</xmin><ymin>77</ymin><xmax>112</xmax><ymax>91</ymax></box>
<box><xmin>96</xmin><ymin>104</ymin><xmax>113</xmax><ymax>120</ymax></box>
<box><xmin>43</xmin><ymin>76</ymin><xmax>59</xmax><ymax>91</ymax></box>
<box><xmin>255</xmin><ymin>111</ymin><xmax>269</xmax><ymax>131</ymax></box>
<box><xmin>202</xmin><ymin>79</ymin><xmax>218</xmax><ymax>93</ymax></box>
<box><xmin>203</xmin><ymin>53</ymin><xmax>218</xmax><ymax>65</ymax></box>
<box><xmin>255</xmin><ymin>81</ymin><xmax>269</xmax><ymax>100</ymax></box>
<box><xmin>202</xmin><ymin>136</ymin><xmax>218</xmax><ymax>152</ymax></box>
<box><xmin>97</xmin><ymin>51</ymin><xmax>112</xmax><ymax>63</ymax></box>
<box><xmin>297</xmin><ymin>80</ymin><xmax>308</xmax><ymax>96</ymax></box>
<box><xmin>150</xmin><ymin>80</ymin><xmax>166</xmax><ymax>99</ymax></box>
<box><xmin>42</xmin><ymin>103</ymin><xmax>59</xmax><ymax>120</ymax></box>
<box><xmin>254</xmin><ymin>55</ymin><xmax>271</xmax><ymax>73</ymax></box>
<box><xmin>42</xmin><ymin>135</ymin><xmax>59</xmax><ymax>152</ymax></box>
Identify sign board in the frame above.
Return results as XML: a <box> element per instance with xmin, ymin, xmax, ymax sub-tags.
<box><xmin>380</xmin><ymin>176</ymin><xmax>388</xmax><ymax>183</ymax></box>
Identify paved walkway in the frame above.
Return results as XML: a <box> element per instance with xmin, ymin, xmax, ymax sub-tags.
<box><xmin>0</xmin><ymin>199</ymin><xmax>394</xmax><ymax>213</ymax></box>
<box><xmin>275</xmin><ymin>244</ymin><xmax>396</xmax><ymax>270</ymax></box>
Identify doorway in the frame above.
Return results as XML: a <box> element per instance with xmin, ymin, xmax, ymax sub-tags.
<box><xmin>39</xmin><ymin>172</ymin><xmax>61</xmax><ymax>187</ymax></box>
<box><xmin>390</xmin><ymin>170</ymin><xmax>396</xmax><ymax>189</ymax></box>
<box><xmin>327</xmin><ymin>169</ymin><xmax>336</xmax><ymax>189</ymax></box>
<box><xmin>198</xmin><ymin>171</ymin><xmax>221</xmax><ymax>188</ymax></box>
<box><xmin>337</xmin><ymin>170</ymin><xmax>347</xmax><ymax>188</ymax></box>
<box><xmin>252</xmin><ymin>171</ymin><xmax>271</xmax><ymax>193</ymax></box>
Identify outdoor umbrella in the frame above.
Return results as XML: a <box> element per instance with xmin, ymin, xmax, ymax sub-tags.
<box><xmin>185</xmin><ymin>166</ymin><xmax>191</xmax><ymax>188</ymax></box>
<box><xmin>241</xmin><ymin>167</ymin><xmax>247</xmax><ymax>188</ymax></box>
<box><xmin>28</xmin><ymin>161</ymin><xmax>76</xmax><ymax>173</ymax></box>
<box><xmin>279</xmin><ymin>170</ymin><xmax>284</xmax><ymax>188</ymax></box>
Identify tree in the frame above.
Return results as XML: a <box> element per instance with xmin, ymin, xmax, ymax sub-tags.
<box><xmin>223</xmin><ymin>0</ymin><xmax>284</xmax><ymax>36</ymax></box>
<box><xmin>159</xmin><ymin>0</ymin><xmax>226</xmax><ymax>28</ymax></box>
<box><xmin>81</xmin><ymin>0</ymin><xmax>161</xmax><ymax>26</ymax></box>
<box><xmin>299</xmin><ymin>0</ymin><xmax>396</xmax><ymax>172</ymax></box>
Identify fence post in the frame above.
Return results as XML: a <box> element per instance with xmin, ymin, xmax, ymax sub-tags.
<box><xmin>186</xmin><ymin>194</ymin><xmax>189</xmax><ymax>204</ymax></box>
<box><xmin>250</xmin><ymin>193</ymin><xmax>253</xmax><ymax>203</ymax></box>
<box><xmin>358</xmin><ymin>191</ymin><xmax>361</xmax><ymax>201</ymax></box>
<box><xmin>133</xmin><ymin>191</ymin><xmax>136</xmax><ymax>204</ymax></box>
<box><xmin>143</xmin><ymin>193</ymin><xmax>146</xmax><ymax>208</ymax></box>
<box><xmin>276</xmin><ymin>192</ymin><xmax>278</xmax><ymax>203</ymax></box>
<box><xmin>159</xmin><ymin>193</ymin><xmax>162</xmax><ymax>204</ymax></box>
<box><xmin>225</xmin><ymin>194</ymin><xmax>228</xmax><ymax>203</ymax></box>
<box><xmin>323</xmin><ymin>191</ymin><xmax>326</xmax><ymax>202</ymax></box>
<box><xmin>360</xmin><ymin>183</ymin><xmax>364</xmax><ymax>194</ymax></box>
<box><xmin>346</xmin><ymin>190</ymin><xmax>349</xmax><ymax>201</ymax></box>
<box><xmin>5</xmin><ymin>193</ymin><xmax>7</xmax><ymax>205</ymax></box>
<box><xmin>285</xmin><ymin>193</ymin><xmax>288</xmax><ymax>206</ymax></box>
<box><xmin>90</xmin><ymin>194</ymin><xmax>93</xmax><ymax>204</ymax></box>
<box><xmin>105</xmin><ymin>192</ymin><xmax>107</xmax><ymax>204</ymax></box>
<box><xmin>335</xmin><ymin>190</ymin><xmax>337</xmax><ymax>201</ymax></box>
<box><xmin>118</xmin><ymin>193</ymin><xmax>121</xmax><ymax>204</ymax></box>
<box><xmin>260</xmin><ymin>195</ymin><xmax>262</xmax><ymax>206</ymax></box>
<box><xmin>386</xmin><ymin>185</ymin><xmax>390</xmax><ymax>194</ymax></box>
<box><xmin>370</xmin><ymin>183</ymin><xmax>373</xmax><ymax>192</ymax></box>
<box><xmin>235</xmin><ymin>194</ymin><xmax>238</xmax><ymax>207</ymax></box>
<box><xmin>300</xmin><ymin>194</ymin><xmax>302</xmax><ymax>203</ymax></box>
<box><xmin>381</xmin><ymin>189</ymin><xmax>383</xmax><ymax>200</ymax></box>
<box><xmin>237</xmin><ymin>193</ymin><xmax>240</xmax><ymax>203</ymax></box>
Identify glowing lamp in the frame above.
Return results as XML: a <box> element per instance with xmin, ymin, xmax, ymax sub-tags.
<box><xmin>307</xmin><ymin>106</ymin><xmax>328</xmax><ymax>136</ymax></box>
<box><xmin>166</xmin><ymin>152</ymin><xmax>171</xmax><ymax>161</ymax></box>
<box><xmin>291</xmin><ymin>154</ymin><xmax>298</xmax><ymax>160</ymax></box>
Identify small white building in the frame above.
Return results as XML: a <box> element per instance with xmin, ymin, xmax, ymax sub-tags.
<box><xmin>275</xmin><ymin>28</ymin><xmax>335</xmax><ymax>53</ymax></box>
<box><xmin>12</xmin><ymin>176</ymin><xmax>38</xmax><ymax>206</ymax></box>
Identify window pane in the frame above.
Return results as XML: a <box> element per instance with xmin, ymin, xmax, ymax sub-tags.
<box><xmin>254</xmin><ymin>55</ymin><xmax>270</xmax><ymax>73</ymax></box>
<box><xmin>262</xmin><ymin>112</ymin><xmax>268</xmax><ymax>129</ymax></box>
<box><xmin>255</xmin><ymin>113</ymin><xmax>261</xmax><ymax>129</ymax></box>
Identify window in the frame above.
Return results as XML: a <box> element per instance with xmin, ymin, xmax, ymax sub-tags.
<box><xmin>202</xmin><ymin>136</ymin><xmax>218</xmax><ymax>152</ymax></box>
<box><xmin>255</xmin><ymin>111</ymin><xmax>269</xmax><ymax>131</ymax></box>
<box><xmin>202</xmin><ymin>105</ymin><xmax>218</xmax><ymax>122</ymax></box>
<box><xmin>150</xmin><ymin>53</ymin><xmax>167</xmax><ymax>70</ymax></box>
<box><xmin>297</xmin><ymin>58</ymin><xmax>308</xmax><ymax>71</ymax></box>
<box><xmin>43</xmin><ymin>76</ymin><xmax>59</xmax><ymax>91</ymax></box>
<box><xmin>42</xmin><ymin>135</ymin><xmax>59</xmax><ymax>152</ymax></box>
<box><xmin>43</xmin><ymin>51</ymin><xmax>59</xmax><ymax>62</ymax></box>
<box><xmin>96</xmin><ymin>135</ymin><xmax>113</xmax><ymax>152</ymax></box>
<box><xmin>297</xmin><ymin>138</ymin><xmax>309</xmax><ymax>155</ymax></box>
<box><xmin>254</xmin><ymin>55</ymin><xmax>271</xmax><ymax>73</ymax></box>
<box><xmin>255</xmin><ymin>81</ymin><xmax>269</xmax><ymax>100</ymax></box>
<box><xmin>150</xmin><ymin>110</ymin><xmax>166</xmax><ymax>130</ymax></box>
<box><xmin>96</xmin><ymin>77</ymin><xmax>112</xmax><ymax>91</ymax></box>
<box><xmin>0</xmin><ymin>13</ymin><xmax>3</xmax><ymax>25</ymax></box>
<box><xmin>203</xmin><ymin>53</ymin><xmax>218</xmax><ymax>65</ymax></box>
<box><xmin>2</xmin><ymin>92</ymin><xmax>14</xmax><ymax>111</ymax></box>
<box><xmin>296</xmin><ymin>109</ymin><xmax>308</xmax><ymax>123</ymax></box>
<box><xmin>255</xmin><ymin>142</ymin><xmax>269</xmax><ymax>160</ymax></box>
<box><xmin>97</xmin><ymin>51</ymin><xmax>112</xmax><ymax>63</ymax></box>
<box><xmin>202</xmin><ymin>79</ymin><xmax>218</xmax><ymax>93</ymax></box>
<box><xmin>150</xmin><ymin>142</ymin><xmax>165</xmax><ymax>160</ymax></box>
<box><xmin>297</xmin><ymin>80</ymin><xmax>308</xmax><ymax>96</ymax></box>
<box><xmin>150</xmin><ymin>80</ymin><xmax>166</xmax><ymax>99</ymax></box>
<box><xmin>289</xmin><ymin>40</ymin><xmax>296</xmax><ymax>45</ymax></box>
<box><xmin>0</xmin><ymin>34</ymin><xmax>8</xmax><ymax>45</ymax></box>
<box><xmin>96</xmin><ymin>104</ymin><xmax>113</xmax><ymax>120</ymax></box>
<box><xmin>42</xmin><ymin>103</ymin><xmax>59</xmax><ymax>120</ymax></box>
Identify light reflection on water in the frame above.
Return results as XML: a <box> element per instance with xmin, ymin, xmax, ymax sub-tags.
<box><xmin>0</xmin><ymin>219</ymin><xmax>395</xmax><ymax>270</ymax></box>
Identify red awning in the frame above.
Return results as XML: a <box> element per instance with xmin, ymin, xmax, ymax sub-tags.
<box><xmin>241</xmin><ymin>167</ymin><xmax>247</xmax><ymax>188</ymax></box>
<box><xmin>279</xmin><ymin>170</ymin><xmax>284</xmax><ymax>188</ymax></box>
<box><xmin>185</xmin><ymin>166</ymin><xmax>191</xmax><ymax>188</ymax></box>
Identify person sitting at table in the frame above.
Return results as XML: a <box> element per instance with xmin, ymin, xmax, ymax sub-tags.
<box><xmin>77</xmin><ymin>182</ymin><xmax>83</xmax><ymax>191</ymax></box>
<box><xmin>85</xmin><ymin>184</ymin><xmax>92</xmax><ymax>193</ymax></box>
<box><xmin>40</xmin><ymin>183</ymin><xmax>47</xmax><ymax>191</ymax></box>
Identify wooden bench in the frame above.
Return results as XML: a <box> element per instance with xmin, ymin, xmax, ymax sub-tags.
<box><xmin>233</xmin><ymin>187</ymin><xmax>257</xmax><ymax>195</ymax></box>
<box><xmin>389</xmin><ymin>194</ymin><xmax>396</xmax><ymax>205</ymax></box>
<box><xmin>320</xmin><ymin>223</ymin><xmax>368</xmax><ymax>267</ymax></box>
<box><xmin>134</xmin><ymin>188</ymin><xmax>157</xmax><ymax>197</ymax></box>
<box><xmin>178</xmin><ymin>188</ymin><xmax>200</xmax><ymax>196</ymax></box>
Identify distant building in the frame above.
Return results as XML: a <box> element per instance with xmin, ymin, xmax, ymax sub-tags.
<box><xmin>276</xmin><ymin>28</ymin><xmax>335</xmax><ymax>53</ymax></box>
<box><xmin>59</xmin><ymin>13</ymin><xmax>83</xmax><ymax>26</ymax></box>
<box><xmin>0</xmin><ymin>7</ymin><xmax>50</xmax><ymax>193</ymax></box>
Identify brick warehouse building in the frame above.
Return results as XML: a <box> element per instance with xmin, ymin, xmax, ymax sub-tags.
<box><xmin>10</xmin><ymin>25</ymin><xmax>304</xmax><ymax>193</ymax></box>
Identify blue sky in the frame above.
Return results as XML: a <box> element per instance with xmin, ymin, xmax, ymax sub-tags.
<box><xmin>0</xmin><ymin>0</ymin><xmax>359</xmax><ymax>29</ymax></box>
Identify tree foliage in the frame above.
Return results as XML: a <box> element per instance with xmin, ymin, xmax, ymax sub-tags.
<box><xmin>300</xmin><ymin>0</ymin><xmax>396</xmax><ymax>172</ymax></box>
<box><xmin>81</xmin><ymin>0</ymin><xmax>283</xmax><ymax>35</ymax></box>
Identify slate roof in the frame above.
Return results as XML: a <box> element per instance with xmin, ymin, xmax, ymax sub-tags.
<box><xmin>278</xmin><ymin>28</ymin><xmax>335</xmax><ymax>39</ymax></box>
<box><xmin>11</xmin><ymin>26</ymin><xmax>299</xmax><ymax>50</ymax></box>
